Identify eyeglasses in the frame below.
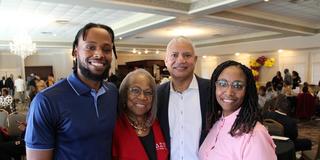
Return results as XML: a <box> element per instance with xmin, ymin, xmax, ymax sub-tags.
<box><xmin>128</xmin><ymin>87</ymin><xmax>153</xmax><ymax>97</ymax></box>
<box><xmin>215</xmin><ymin>79</ymin><xmax>246</xmax><ymax>91</ymax></box>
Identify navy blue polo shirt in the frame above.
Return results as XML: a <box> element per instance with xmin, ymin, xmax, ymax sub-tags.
<box><xmin>25</xmin><ymin>73</ymin><xmax>118</xmax><ymax>160</ymax></box>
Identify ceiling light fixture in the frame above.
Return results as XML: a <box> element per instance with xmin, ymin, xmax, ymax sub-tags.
<box><xmin>235</xmin><ymin>52</ymin><xmax>240</xmax><ymax>56</ymax></box>
<box><xmin>131</xmin><ymin>48</ymin><xmax>164</xmax><ymax>55</ymax></box>
<box><xmin>278</xmin><ymin>49</ymin><xmax>283</xmax><ymax>53</ymax></box>
<box><xmin>9</xmin><ymin>30</ymin><xmax>36</xmax><ymax>59</ymax></box>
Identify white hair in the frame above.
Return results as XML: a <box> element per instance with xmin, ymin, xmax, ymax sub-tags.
<box><xmin>166</xmin><ymin>36</ymin><xmax>196</xmax><ymax>55</ymax></box>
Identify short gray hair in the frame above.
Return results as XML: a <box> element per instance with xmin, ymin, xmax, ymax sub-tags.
<box><xmin>118</xmin><ymin>69</ymin><xmax>157</xmax><ymax>127</ymax></box>
<box><xmin>166</xmin><ymin>36</ymin><xmax>196</xmax><ymax>55</ymax></box>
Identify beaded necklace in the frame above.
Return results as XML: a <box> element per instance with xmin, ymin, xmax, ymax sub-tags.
<box><xmin>127</xmin><ymin>116</ymin><xmax>149</xmax><ymax>136</ymax></box>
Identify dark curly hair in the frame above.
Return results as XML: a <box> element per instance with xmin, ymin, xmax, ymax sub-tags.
<box><xmin>208</xmin><ymin>60</ymin><xmax>262</xmax><ymax>136</ymax></box>
<box><xmin>71</xmin><ymin>23</ymin><xmax>117</xmax><ymax>72</ymax></box>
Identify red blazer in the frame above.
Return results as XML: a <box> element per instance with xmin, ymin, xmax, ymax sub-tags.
<box><xmin>112</xmin><ymin>115</ymin><xmax>169</xmax><ymax>160</ymax></box>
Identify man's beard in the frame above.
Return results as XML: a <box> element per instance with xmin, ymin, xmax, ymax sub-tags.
<box><xmin>78</xmin><ymin>59</ymin><xmax>110</xmax><ymax>81</ymax></box>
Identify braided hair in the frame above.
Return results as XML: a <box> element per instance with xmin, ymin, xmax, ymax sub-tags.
<box><xmin>208</xmin><ymin>60</ymin><xmax>262</xmax><ymax>136</ymax></box>
<box><xmin>71</xmin><ymin>23</ymin><xmax>117</xmax><ymax>72</ymax></box>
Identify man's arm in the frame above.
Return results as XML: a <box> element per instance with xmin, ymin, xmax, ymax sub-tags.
<box><xmin>26</xmin><ymin>149</ymin><xmax>54</xmax><ymax>160</ymax></box>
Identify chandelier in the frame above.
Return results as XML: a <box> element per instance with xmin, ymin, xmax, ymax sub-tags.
<box><xmin>9</xmin><ymin>31</ymin><xmax>36</xmax><ymax>59</ymax></box>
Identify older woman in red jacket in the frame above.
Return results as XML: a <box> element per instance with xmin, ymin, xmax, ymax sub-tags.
<box><xmin>112</xmin><ymin>69</ymin><xmax>168</xmax><ymax>160</ymax></box>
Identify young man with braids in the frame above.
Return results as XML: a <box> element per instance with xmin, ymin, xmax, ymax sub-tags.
<box><xmin>199</xmin><ymin>60</ymin><xmax>276</xmax><ymax>160</ymax></box>
<box><xmin>25</xmin><ymin>23</ymin><xmax>118</xmax><ymax>160</ymax></box>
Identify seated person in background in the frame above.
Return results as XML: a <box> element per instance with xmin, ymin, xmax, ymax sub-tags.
<box><xmin>296</xmin><ymin>86</ymin><xmax>316</xmax><ymax>119</ymax></box>
<box><xmin>0</xmin><ymin>121</ymin><xmax>26</xmax><ymax>160</ymax></box>
<box><xmin>264</xmin><ymin>94</ymin><xmax>312</xmax><ymax>151</ymax></box>
<box><xmin>301</xmin><ymin>82</ymin><xmax>314</xmax><ymax>96</ymax></box>
<box><xmin>316</xmin><ymin>81</ymin><xmax>320</xmax><ymax>116</ymax></box>
<box><xmin>282</xmin><ymin>81</ymin><xmax>294</xmax><ymax>96</ymax></box>
<box><xmin>266</xmin><ymin>81</ymin><xmax>276</xmax><ymax>100</ymax></box>
<box><xmin>316</xmin><ymin>80</ymin><xmax>320</xmax><ymax>96</ymax></box>
<box><xmin>262</xmin><ymin>96</ymin><xmax>277</xmax><ymax>117</ymax></box>
<box><xmin>112</xmin><ymin>69</ymin><xmax>169</xmax><ymax>160</ymax></box>
<box><xmin>258</xmin><ymin>86</ymin><xmax>267</xmax><ymax>109</ymax></box>
<box><xmin>0</xmin><ymin>88</ymin><xmax>14</xmax><ymax>113</ymax></box>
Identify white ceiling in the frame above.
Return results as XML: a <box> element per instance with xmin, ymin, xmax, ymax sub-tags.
<box><xmin>0</xmin><ymin>0</ymin><xmax>319</xmax><ymax>54</ymax></box>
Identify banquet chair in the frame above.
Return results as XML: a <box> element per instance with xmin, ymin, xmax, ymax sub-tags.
<box><xmin>0</xmin><ymin>109</ymin><xmax>9</xmax><ymax>128</ymax></box>
<box><xmin>263</xmin><ymin>118</ymin><xmax>284</xmax><ymax>136</ymax></box>
<box><xmin>301</xmin><ymin>135</ymin><xmax>320</xmax><ymax>160</ymax></box>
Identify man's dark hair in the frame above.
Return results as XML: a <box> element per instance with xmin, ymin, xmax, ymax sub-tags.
<box><xmin>208</xmin><ymin>60</ymin><xmax>261</xmax><ymax>136</ymax></box>
<box><xmin>71</xmin><ymin>23</ymin><xmax>117</xmax><ymax>72</ymax></box>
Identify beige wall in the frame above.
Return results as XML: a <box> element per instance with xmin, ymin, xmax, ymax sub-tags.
<box><xmin>0</xmin><ymin>48</ymin><xmax>73</xmax><ymax>80</ymax></box>
<box><xmin>25</xmin><ymin>52</ymin><xmax>73</xmax><ymax>80</ymax></box>
<box><xmin>0</xmin><ymin>53</ymin><xmax>22</xmax><ymax>78</ymax></box>
<box><xmin>195</xmin><ymin>49</ymin><xmax>320</xmax><ymax>85</ymax></box>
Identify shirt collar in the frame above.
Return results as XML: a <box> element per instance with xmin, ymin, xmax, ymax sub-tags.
<box><xmin>169</xmin><ymin>74</ymin><xmax>198</xmax><ymax>92</ymax></box>
<box><xmin>220</xmin><ymin>107</ymin><xmax>241</xmax><ymax>123</ymax></box>
<box><xmin>189</xmin><ymin>75</ymin><xmax>198</xmax><ymax>89</ymax></box>
<box><xmin>67</xmin><ymin>73</ymin><xmax>106</xmax><ymax>96</ymax></box>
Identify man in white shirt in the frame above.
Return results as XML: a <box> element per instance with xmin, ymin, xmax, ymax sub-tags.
<box><xmin>157</xmin><ymin>36</ymin><xmax>210</xmax><ymax>160</ymax></box>
<box><xmin>14</xmin><ymin>75</ymin><xmax>25</xmax><ymax>103</ymax></box>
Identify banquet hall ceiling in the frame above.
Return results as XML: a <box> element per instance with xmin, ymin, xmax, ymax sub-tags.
<box><xmin>0</xmin><ymin>0</ymin><xmax>319</xmax><ymax>54</ymax></box>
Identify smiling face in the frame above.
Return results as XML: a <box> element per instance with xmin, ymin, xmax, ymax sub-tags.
<box><xmin>126</xmin><ymin>74</ymin><xmax>153</xmax><ymax>119</ymax></box>
<box><xmin>74</xmin><ymin>27</ymin><xmax>113</xmax><ymax>81</ymax></box>
<box><xmin>215</xmin><ymin>66</ymin><xmax>246</xmax><ymax>117</ymax></box>
<box><xmin>165</xmin><ymin>38</ymin><xmax>197</xmax><ymax>81</ymax></box>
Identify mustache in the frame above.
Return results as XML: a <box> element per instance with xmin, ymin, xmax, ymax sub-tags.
<box><xmin>173</xmin><ymin>64</ymin><xmax>188</xmax><ymax>68</ymax></box>
<box><xmin>78</xmin><ymin>57</ymin><xmax>111</xmax><ymax>81</ymax></box>
<box><xmin>86</xmin><ymin>57</ymin><xmax>109</xmax><ymax>64</ymax></box>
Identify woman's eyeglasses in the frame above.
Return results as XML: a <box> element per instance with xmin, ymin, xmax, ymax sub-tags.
<box><xmin>128</xmin><ymin>87</ymin><xmax>153</xmax><ymax>97</ymax></box>
<box><xmin>215</xmin><ymin>79</ymin><xmax>246</xmax><ymax>91</ymax></box>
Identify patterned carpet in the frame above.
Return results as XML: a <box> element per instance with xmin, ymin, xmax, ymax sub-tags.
<box><xmin>297</xmin><ymin>118</ymin><xmax>320</xmax><ymax>156</ymax></box>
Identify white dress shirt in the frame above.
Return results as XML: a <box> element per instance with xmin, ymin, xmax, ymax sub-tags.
<box><xmin>168</xmin><ymin>75</ymin><xmax>202</xmax><ymax>160</ymax></box>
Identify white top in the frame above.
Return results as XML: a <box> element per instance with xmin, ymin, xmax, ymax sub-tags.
<box><xmin>168</xmin><ymin>75</ymin><xmax>202</xmax><ymax>160</ymax></box>
<box><xmin>14</xmin><ymin>78</ymin><xmax>25</xmax><ymax>92</ymax></box>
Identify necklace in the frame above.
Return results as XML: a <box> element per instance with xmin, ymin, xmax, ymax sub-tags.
<box><xmin>127</xmin><ymin>116</ymin><xmax>149</xmax><ymax>136</ymax></box>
